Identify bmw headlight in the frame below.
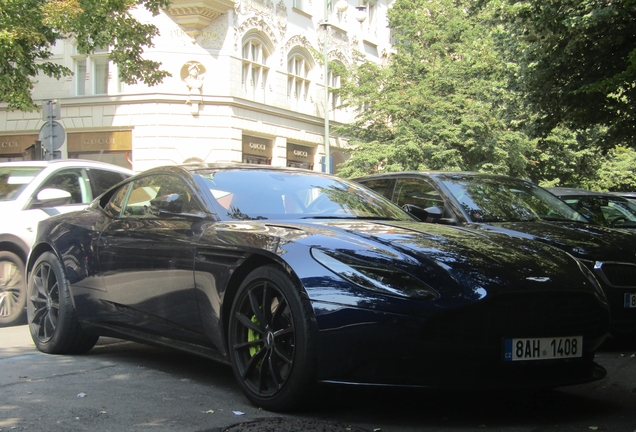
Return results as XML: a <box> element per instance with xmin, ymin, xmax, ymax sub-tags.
<box><xmin>311</xmin><ymin>248</ymin><xmax>439</xmax><ymax>300</ymax></box>
<box><xmin>575</xmin><ymin>258</ymin><xmax>607</xmax><ymax>301</ymax></box>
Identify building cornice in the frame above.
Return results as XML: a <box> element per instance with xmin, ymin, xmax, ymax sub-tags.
<box><xmin>165</xmin><ymin>0</ymin><xmax>236</xmax><ymax>39</ymax></box>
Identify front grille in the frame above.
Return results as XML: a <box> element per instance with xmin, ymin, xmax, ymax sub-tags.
<box><xmin>420</xmin><ymin>292</ymin><xmax>608</xmax><ymax>347</ymax></box>
<box><xmin>594</xmin><ymin>262</ymin><xmax>636</xmax><ymax>288</ymax></box>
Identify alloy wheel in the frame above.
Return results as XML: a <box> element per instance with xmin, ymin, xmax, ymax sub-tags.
<box><xmin>29</xmin><ymin>261</ymin><xmax>60</xmax><ymax>343</ymax></box>
<box><xmin>231</xmin><ymin>280</ymin><xmax>296</xmax><ymax>397</ymax></box>
<box><xmin>0</xmin><ymin>260</ymin><xmax>23</xmax><ymax>320</ymax></box>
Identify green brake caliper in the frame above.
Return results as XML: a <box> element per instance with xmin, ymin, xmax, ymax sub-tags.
<box><xmin>248</xmin><ymin>315</ymin><xmax>261</xmax><ymax>358</ymax></box>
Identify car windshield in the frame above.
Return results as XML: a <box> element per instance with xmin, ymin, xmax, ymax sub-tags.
<box><xmin>560</xmin><ymin>195</ymin><xmax>636</xmax><ymax>228</ymax></box>
<box><xmin>195</xmin><ymin>169</ymin><xmax>411</xmax><ymax>221</ymax></box>
<box><xmin>0</xmin><ymin>167</ymin><xmax>44</xmax><ymax>201</ymax></box>
<box><xmin>438</xmin><ymin>175</ymin><xmax>588</xmax><ymax>223</ymax></box>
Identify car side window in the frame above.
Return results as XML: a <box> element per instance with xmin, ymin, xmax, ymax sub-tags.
<box><xmin>104</xmin><ymin>183</ymin><xmax>130</xmax><ymax>217</ymax></box>
<box><xmin>121</xmin><ymin>175</ymin><xmax>201</xmax><ymax>218</ymax></box>
<box><xmin>88</xmin><ymin>169</ymin><xmax>129</xmax><ymax>197</ymax></box>
<box><xmin>36</xmin><ymin>169</ymin><xmax>88</xmax><ymax>204</ymax></box>
<box><xmin>359</xmin><ymin>178</ymin><xmax>395</xmax><ymax>199</ymax></box>
<box><xmin>394</xmin><ymin>178</ymin><xmax>444</xmax><ymax>209</ymax></box>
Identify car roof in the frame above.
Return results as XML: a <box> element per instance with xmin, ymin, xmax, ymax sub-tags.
<box><xmin>353</xmin><ymin>171</ymin><xmax>530</xmax><ymax>183</ymax></box>
<box><xmin>145</xmin><ymin>162</ymin><xmax>329</xmax><ymax>176</ymax></box>
<box><xmin>0</xmin><ymin>159</ymin><xmax>136</xmax><ymax>175</ymax></box>
<box><xmin>548</xmin><ymin>187</ymin><xmax>625</xmax><ymax>199</ymax></box>
<box><xmin>611</xmin><ymin>191</ymin><xmax>636</xmax><ymax>198</ymax></box>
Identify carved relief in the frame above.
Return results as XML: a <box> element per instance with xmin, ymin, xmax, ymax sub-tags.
<box><xmin>197</xmin><ymin>18</ymin><xmax>229</xmax><ymax>49</ymax></box>
<box><xmin>181</xmin><ymin>61</ymin><xmax>207</xmax><ymax>95</ymax></box>
<box><xmin>243</xmin><ymin>0</ymin><xmax>274</xmax><ymax>16</ymax></box>
<box><xmin>282</xmin><ymin>35</ymin><xmax>316</xmax><ymax>66</ymax></box>
<box><xmin>233</xmin><ymin>0</ymin><xmax>288</xmax><ymax>52</ymax></box>
<box><xmin>234</xmin><ymin>16</ymin><xmax>279</xmax><ymax>51</ymax></box>
<box><xmin>275</xmin><ymin>0</ymin><xmax>287</xmax><ymax>35</ymax></box>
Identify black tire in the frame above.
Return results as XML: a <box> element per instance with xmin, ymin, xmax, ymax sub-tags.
<box><xmin>0</xmin><ymin>251</ymin><xmax>27</xmax><ymax>327</ymax></box>
<box><xmin>228</xmin><ymin>265</ymin><xmax>316</xmax><ymax>411</ymax></box>
<box><xmin>27</xmin><ymin>252</ymin><xmax>98</xmax><ymax>354</ymax></box>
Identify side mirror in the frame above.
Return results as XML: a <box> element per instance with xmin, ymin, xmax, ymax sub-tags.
<box><xmin>150</xmin><ymin>193</ymin><xmax>184</xmax><ymax>216</ymax></box>
<box><xmin>402</xmin><ymin>204</ymin><xmax>443</xmax><ymax>222</ymax></box>
<box><xmin>31</xmin><ymin>188</ymin><xmax>73</xmax><ymax>208</ymax></box>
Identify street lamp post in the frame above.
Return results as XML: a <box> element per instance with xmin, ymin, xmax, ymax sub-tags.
<box><xmin>323</xmin><ymin>1</ymin><xmax>332</xmax><ymax>174</ymax></box>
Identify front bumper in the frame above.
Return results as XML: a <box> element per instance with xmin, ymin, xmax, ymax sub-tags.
<box><xmin>310</xmin><ymin>290</ymin><xmax>609</xmax><ymax>389</ymax></box>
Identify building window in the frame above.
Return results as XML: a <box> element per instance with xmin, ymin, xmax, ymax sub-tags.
<box><xmin>287</xmin><ymin>52</ymin><xmax>312</xmax><ymax>110</ymax></box>
<box><xmin>327</xmin><ymin>65</ymin><xmax>342</xmax><ymax>113</ymax></box>
<box><xmin>76</xmin><ymin>59</ymin><xmax>86</xmax><ymax>96</ymax></box>
<box><xmin>293</xmin><ymin>0</ymin><xmax>303</xmax><ymax>9</ymax></box>
<box><xmin>366</xmin><ymin>1</ymin><xmax>376</xmax><ymax>34</ymax></box>
<box><xmin>242</xmin><ymin>38</ymin><xmax>270</xmax><ymax>102</ymax></box>
<box><xmin>73</xmin><ymin>46</ymin><xmax>118</xmax><ymax>96</ymax></box>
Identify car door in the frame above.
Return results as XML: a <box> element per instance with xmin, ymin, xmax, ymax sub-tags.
<box><xmin>17</xmin><ymin>168</ymin><xmax>94</xmax><ymax>251</ymax></box>
<box><xmin>97</xmin><ymin>173</ymin><xmax>206</xmax><ymax>343</ymax></box>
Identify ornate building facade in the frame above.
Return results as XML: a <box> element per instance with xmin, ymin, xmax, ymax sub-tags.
<box><xmin>0</xmin><ymin>0</ymin><xmax>393</xmax><ymax>173</ymax></box>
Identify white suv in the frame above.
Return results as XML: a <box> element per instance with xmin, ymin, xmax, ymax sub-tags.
<box><xmin>0</xmin><ymin>160</ymin><xmax>135</xmax><ymax>326</ymax></box>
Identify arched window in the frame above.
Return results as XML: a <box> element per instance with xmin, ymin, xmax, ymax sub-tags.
<box><xmin>242</xmin><ymin>35</ymin><xmax>271</xmax><ymax>102</ymax></box>
<box><xmin>287</xmin><ymin>49</ymin><xmax>313</xmax><ymax>110</ymax></box>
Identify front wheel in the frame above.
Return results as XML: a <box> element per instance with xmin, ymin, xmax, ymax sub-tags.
<box><xmin>228</xmin><ymin>265</ymin><xmax>316</xmax><ymax>411</ymax></box>
<box><xmin>0</xmin><ymin>251</ymin><xmax>27</xmax><ymax>327</ymax></box>
<box><xmin>27</xmin><ymin>252</ymin><xmax>98</xmax><ymax>354</ymax></box>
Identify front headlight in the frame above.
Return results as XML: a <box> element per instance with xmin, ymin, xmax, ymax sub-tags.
<box><xmin>575</xmin><ymin>258</ymin><xmax>607</xmax><ymax>301</ymax></box>
<box><xmin>311</xmin><ymin>248</ymin><xmax>440</xmax><ymax>300</ymax></box>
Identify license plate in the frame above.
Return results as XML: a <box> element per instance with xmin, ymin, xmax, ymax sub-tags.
<box><xmin>504</xmin><ymin>336</ymin><xmax>582</xmax><ymax>362</ymax></box>
<box><xmin>625</xmin><ymin>293</ymin><xmax>636</xmax><ymax>308</ymax></box>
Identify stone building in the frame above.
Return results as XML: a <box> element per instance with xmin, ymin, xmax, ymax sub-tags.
<box><xmin>0</xmin><ymin>0</ymin><xmax>393</xmax><ymax>173</ymax></box>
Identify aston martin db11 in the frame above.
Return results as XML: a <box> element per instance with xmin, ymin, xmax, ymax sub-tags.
<box><xmin>27</xmin><ymin>164</ymin><xmax>609</xmax><ymax>411</ymax></box>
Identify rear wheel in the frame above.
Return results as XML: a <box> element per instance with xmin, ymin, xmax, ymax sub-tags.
<box><xmin>0</xmin><ymin>251</ymin><xmax>26</xmax><ymax>327</ymax></box>
<box><xmin>27</xmin><ymin>252</ymin><xmax>98</xmax><ymax>354</ymax></box>
<box><xmin>228</xmin><ymin>265</ymin><xmax>316</xmax><ymax>411</ymax></box>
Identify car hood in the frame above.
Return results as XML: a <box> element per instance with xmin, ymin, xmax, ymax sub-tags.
<box><xmin>474</xmin><ymin>221</ymin><xmax>636</xmax><ymax>263</ymax></box>
<box><xmin>214</xmin><ymin>219</ymin><xmax>600</xmax><ymax>301</ymax></box>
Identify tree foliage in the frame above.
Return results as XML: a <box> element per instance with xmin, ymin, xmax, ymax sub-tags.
<box><xmin>336</xmin><ymin>0</ymin><xmax>635</xmax><ymax>192</ymax></box>
<box><xmin>0</xmin><ymin>0</ymin><xmax>171</xmax><ymax>111</ymax></box>
<box><xmin>487</xmin><ymin>0</ymin><xmax>636</xmax><ymax>146</ymax></box>
<box><xmin>336</xmin><ymin>0</ymin><xmax>534</xmax><ymax>179</ymax></box>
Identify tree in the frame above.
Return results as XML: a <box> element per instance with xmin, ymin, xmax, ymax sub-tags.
<box><xmin>335</xmin><ymin>0</ymin><xmax>534</xmax><ymax>179</ymax></box>
<box><xmin>594</xmin><ymin>146</ymin><xmax>636</xmax><ymax>191</ymax></box>
<box><xmin>0</xmin><ymin>0</ymin><xmax>171</xmax><ymax>111</ymax></box>
<box><xmin>487</xmin><ymin>0</ymin><xmax>636</xmax><ymax>146</ymax></box>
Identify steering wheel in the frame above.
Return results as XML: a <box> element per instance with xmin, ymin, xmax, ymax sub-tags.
<box><xmin>609</xmin><ymin>216</ymin><xmax>628</xmax><ymax>226</ymax></box>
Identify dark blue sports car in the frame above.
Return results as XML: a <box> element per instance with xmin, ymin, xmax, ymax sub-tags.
<box><xmin>27</xmin><ymin>164</ymin><xmax>609</xmax><ymax>411</ymax></box>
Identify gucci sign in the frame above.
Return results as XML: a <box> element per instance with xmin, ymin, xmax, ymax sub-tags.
<box><xmin>249</xmin><ymin>142</ymin><xmax>267</xmax><ymax>152</ymax></box>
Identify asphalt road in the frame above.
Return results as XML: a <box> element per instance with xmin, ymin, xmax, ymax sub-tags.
<box><xmin>1</xmin><ymin>324</ymin><xmax>635</xmax><ymax>432</ymax></box>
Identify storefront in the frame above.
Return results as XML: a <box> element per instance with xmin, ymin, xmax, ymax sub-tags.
<box><xmin>0</xmin><ymin>134</ymin><xmax>39</xmax><ymax>161</ymax></box>
<box><xmin>67</xmin><ymin>131</ymin><xmax>133</xmax><ymax>169</ymax></box>
<box><xmin>286</xmin><ymin>143</ymin><xmax>314</xmax><ymax>170</ymax></box>
<box><xmin>242</xmin><ymin>135</ymin><xmax>272</xmax><ymax>165</ymax></box>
